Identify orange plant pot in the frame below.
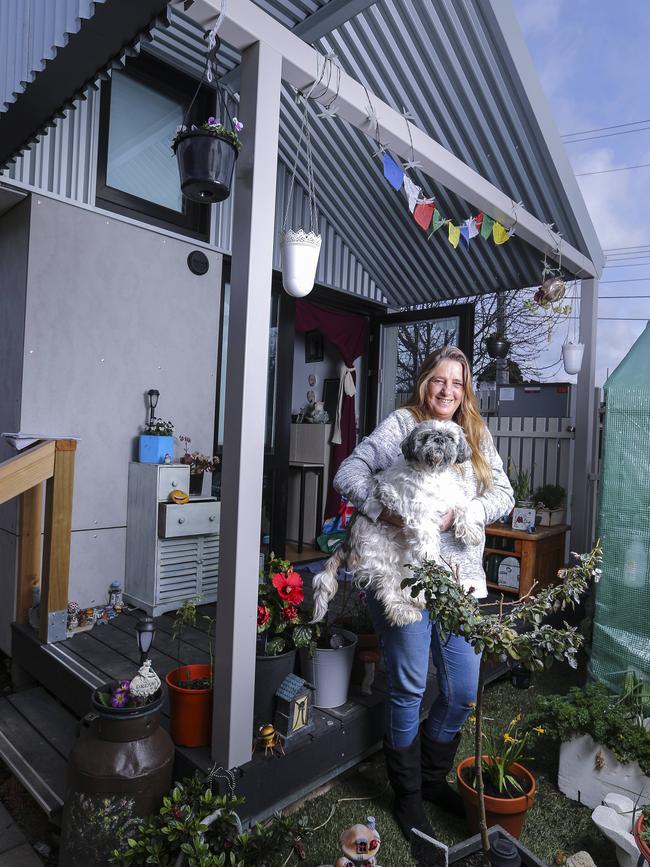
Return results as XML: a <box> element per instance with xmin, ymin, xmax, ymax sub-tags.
<box><xmin>634</xmin><ymin>814</ymin><xmax>650</xmax><ymax>862</ymax></box>
<box><xmin>456</xmin><ymin>755</ymin><xmax>536</xmax><ymax>839</ymax></box>
<box><xmin>165</xmin><ymin>664</ymin><xmax>213</xmax><ymax>748</ymax></box>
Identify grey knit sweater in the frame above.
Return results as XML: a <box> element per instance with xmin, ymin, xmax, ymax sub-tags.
<box><xmin>333</xmin><ymin>408</ymin><xmax>515</xmax><ymax>598</ymax></box>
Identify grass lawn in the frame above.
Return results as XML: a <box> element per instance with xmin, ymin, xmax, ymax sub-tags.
<box><xmin>286</xmin><ymin>654</ymin><xmax>619</xmax><ymax>866</ymax></box>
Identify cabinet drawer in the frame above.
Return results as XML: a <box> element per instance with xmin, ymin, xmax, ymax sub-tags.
<box><xmin>158</xmin><ymin>501</ymin><xmax>220</xmax><ymax>538</ymax></box>
<box><xmin>157</xmin><ymin>465</ymin><xmax>190</xmax><ymax>501</ymax></box>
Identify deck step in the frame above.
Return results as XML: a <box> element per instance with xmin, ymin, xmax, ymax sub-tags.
<box><xmin>0</xmin><ymin>687</ymin><xmax>77</xmax><ymax>824</ymax></box>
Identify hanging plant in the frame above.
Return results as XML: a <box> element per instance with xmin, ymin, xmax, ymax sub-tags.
<box><xmin>485</xmin><ymin>334</ymin><xmax>511</xmax><ymax>359</ymax></box>
<box><xmin>171</xmin><ymin>35</ymin><xmax>242</xmax><ymax>204</ymax></box>
<box><xmin>562</xmin><ymin>340</ymin><xmax>585</xmax><ymax>374</ymax></box>
<box><xmin>279</xmin><ymin>97</ymin><xmax>322</xmax><ymax>298</ymax></box>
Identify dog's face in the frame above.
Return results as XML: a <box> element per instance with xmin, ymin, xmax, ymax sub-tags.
<box><xmin>401</xmin><ymin>420</ymin><xmax>471</xmax><ymax>468</ymax></box>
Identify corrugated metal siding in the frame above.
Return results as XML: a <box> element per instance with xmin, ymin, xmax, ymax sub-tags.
<box><xmin>0</xmin><ymin>0</ymin><xmax>98</xmax><ymax>111</ymax></box>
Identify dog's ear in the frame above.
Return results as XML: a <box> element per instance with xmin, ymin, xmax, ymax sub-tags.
<box><xmin>401</xmin><ymin>428</ymin><xmax>420</xmax><ymax>462</ymax></box>
<box><xmin>455</xmin><ymin>429</ymin><xmax>472</xmax><ymax>463</ymax></box>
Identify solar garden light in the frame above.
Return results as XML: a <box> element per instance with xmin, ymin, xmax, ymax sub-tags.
<box><xmin>135</xmin><ymin>616</ymin><xmax>156</xmax><ymax>665</ymax></box>
<box><xmin>147</xmin><ymin>389</ymin><xmax>160</xmax><ymax>426</ymax></box>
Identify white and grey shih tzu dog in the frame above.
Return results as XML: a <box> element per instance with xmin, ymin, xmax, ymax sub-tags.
<box><xmin>311</xmin><ymin>420</ymin><xmax>484</xmax><ymax>628</ymax></box>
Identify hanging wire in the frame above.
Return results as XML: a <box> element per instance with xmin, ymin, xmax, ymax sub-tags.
<box><xmin>282</xmin><ymin>97</ymin><xmax>319</xmax><ymax>235</ymax></box>
<box><xmin>181</xmin><ymin>34</ymin><xmax>235</xmax><ymax>135</ymax></box>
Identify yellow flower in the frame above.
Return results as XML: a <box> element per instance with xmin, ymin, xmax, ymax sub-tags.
<box><xmin>469</xmin><ymin>716</ymin><xmax>476</xmax><ymax>724</ymax></box>
<box><xmin>533</xmin><ymin>725</ymin><xmax>545</xmax><ymax>734</ymax></box>
<box><xmin>503</xmin><ymin>733</ymin><xmax>515</xmax><ymax>744</ymax></box>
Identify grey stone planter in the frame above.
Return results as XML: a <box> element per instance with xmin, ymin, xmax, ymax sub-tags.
<box><xmin>411</xmin><ymin>825</ymin><xmax>548</xmax><ymax>866</ymax></box>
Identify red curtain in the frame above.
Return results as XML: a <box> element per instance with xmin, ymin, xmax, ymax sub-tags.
<box><xmin>295</xmin><ymin>301</ymin><xmax>368</xmax><ymax>516</ymax></box>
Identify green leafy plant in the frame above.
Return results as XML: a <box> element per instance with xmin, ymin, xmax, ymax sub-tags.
<box><xmin>508</xmin><ymin>460</ymin><xmax>532</xmax><ymax>504</ymax></box>
<box><xmin>530</xmin><ymin>676</ymin><xmax>650</xmax><ymax>775</ymax></box>
<box><xmin>172</xmin><ymin>597</ymin><xmax>215</xmax><ymax>688</ymax></box>
<box><xmin>143</xmin><ymin>419</ymin><xmax>174</xmax><ymax>436</ymax></box>
<box><xmin>111</xmin><ymin>774</ymin><xmax>307</xmax><ymax>866</ymax></box>
<box><xmin>641</xmin><ymin>804</ymin><xmax>650</xmax><ymax>845</ymax></box>
<box><xmin>179</xmin><ymin>436</ymin><xmax>220</xmax><ymax>473</ymax></box>
<box><xmin>468</xmin><ymin>714</ymin><xmax>545</xmax><ymax>796</ymax></box>
<box><xmin>333</xmin><ymin>587</ymin><xmax>375</xmax><ymax>635</ymax></box>
<box><xmin>257</xmin><ymin>555</ymin><xmax>320</xmax><ymax>656</ymax></box>
<box><xmin>171</xmin><ymin>116</ymin><xmax>244</xmax><ymax>154</ymax></box>
<box><xmin>533</xmin><ymin>484</ymin><xmax>565</xmax><ymax>511</ymax></box>
<box><xmin>401</xmin><ymin>543</ymin><xmax>602</xmax><ymax>865</ymax></box>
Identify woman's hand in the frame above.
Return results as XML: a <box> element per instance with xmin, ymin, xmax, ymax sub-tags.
<box><xmin>439</xmin><ymin>508</ymin><xmax>455</xmax><ymax>532</ymax></box>
<box><xmin>379</xmin><ymin>509</ymin><xmax>404</xmax><ymax>528</ymax></box>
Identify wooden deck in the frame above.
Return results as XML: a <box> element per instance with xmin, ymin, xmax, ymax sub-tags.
<box><xmin>6</xmin><ymin>605</ymin><xmax>391</xmax><ymax>825</ymax></box>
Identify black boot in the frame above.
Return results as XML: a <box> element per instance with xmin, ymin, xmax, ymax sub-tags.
<box><xmin>420</xmin><ymin>729</ymin><xmax>465</xmax><ymax>817</ymax></box>
<box><xmin>383</xmin><ymin>736</ymin><xmax>435</xmax><ymax>841</ymax></box>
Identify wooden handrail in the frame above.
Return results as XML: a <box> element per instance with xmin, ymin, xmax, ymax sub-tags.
<box><xmin>0</xmin><ymin>440</ymin><xmax>77</xmax><ymax>642</ymax></box>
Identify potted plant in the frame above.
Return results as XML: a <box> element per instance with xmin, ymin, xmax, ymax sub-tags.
<box><xmin>329</xmin><ymin>587</ymin><xmax>380</xmax><ymax>694</ymax></box>
<box><xmin>508</xmin><ymin>460</ymin><xmax>532</xmax><ymax>507</ymax></box>
<box><xmin>59</xmin><ymin>662</ymin><xmax>174</xmax><ymax>866</ymax></box>
<box><xmin>179</xmin><ymin>437</ymin><xmax>220</xmax><ymax>496</ymax></box>
<box><xmin>139</xmin><ymin>418</ymin><xmax>175</xmax><ymax>464</ymax></box>
<box><xmin>533</xmin><ymin>484</ymin><xmax>566</xmax><ymax>526</ymax></box>
<box><xmin>111</xmin><ymin>773</ymin><xmax>308</xmax><ymax>866</ymax></box>
<box><xmin>164</xmin><ymin>597</ymin><xmax>215</xmax><ymax>748</ymax></box>
<box><xmin>562</xmin><ymin>340</ymin><xmax>585</xmax><ymax>375</ymax></box>
<box><xmin>401</xmin><ymin>543</ymin><xmax>602</xmax><ymax>865</ymax></box>
<box><xmin>255</xmin><ymin>555</ymin><xmax>320</xmax><ymax>731</ymax></box>
<box><xmin>531</xmin><ymin>672</ymin><xmax>650</xmax><ymax>810</ymax></box>
<box><xmin>171</xmin><ymin>115</ymin><xmax>243</xmax><ymax>204</ymax></box>
<box><xmin>634</xmin><ymin>804</ymin><xmax>650</xmax><ymax>862</ymax></box>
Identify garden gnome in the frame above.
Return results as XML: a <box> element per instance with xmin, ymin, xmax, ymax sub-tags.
<box><xmin>334</xmin><ymin>816</ymin><xmax>381</xmax><ymax>867</ymax></box>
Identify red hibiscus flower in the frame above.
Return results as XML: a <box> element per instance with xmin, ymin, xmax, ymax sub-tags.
<box><xmin>257</xmin><ymin>604</ymin><xmax>270</xmax><ymax>627</ymax></box>
<box><xmin>271</xmin><ymin>569</ymin><xmax>304</xmax><ymax>605</ymax></box>
<box><xmin>282</xmin><ymin>603</ymin><xmax>298</xmax><ymax>621</ymax></box>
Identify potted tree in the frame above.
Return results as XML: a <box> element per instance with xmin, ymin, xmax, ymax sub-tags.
<box><xmin>401</xmin><ymin>543</ymin><xmax>602</xmax><ymax>866</ymax></box>
<box><xmin>164</xmin><ymin>598</ymin><xmax>215</xmax><ymax>748</ymax></box>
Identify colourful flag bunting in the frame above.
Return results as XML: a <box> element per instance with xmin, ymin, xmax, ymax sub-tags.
<box><xmin>480</xmin><ymin>214</ymin><xmax>494</xmax><ymax>240</ymax></box>
<box><xmin>459</xmin><ymin>225</ymin><xmax>470</xmax><ymax>250</ymax></box>
<box><xmin>465</xmin><ymin>217</ymin><xmax>479</xmax><ymax>239</ymax></box>
<box><xmin>403</xmin><ymin>175</ymin><xmax>420</xmax><ymax>213</ymax></box>
<box><xmin>428</xmin><ymin>208</ymin><xmax>447</xmax><ymax>237</ymax></box>
<box><xmin>492</xmin><ymin>221</ymin><xmax>510</xmax><ymax>245</ymax></box>
<box><xmin>448</xmin><ymin>222</ymin><xmax>460</xmax><ymax>248</ymax></box>
<box><xmin>414</xmin><ymin>202</ymin><xmax>434</xmax><ymax>230</ymax></box>
<box><xmin>383</xmin><ymin>152</ymin><xmax>405</xmax><ymax>190</ymax></box>
<box><xmin>475</xmin><ymin>212</ymin><xmax>483</xmax><ymax>231</ymax></box>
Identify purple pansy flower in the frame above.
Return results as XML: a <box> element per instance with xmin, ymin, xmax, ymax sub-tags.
<box><xmin>110</xmin><ymin>689</ymin><xmax>129</xmax><ymax>708</ymax></box>
<box><xmin>207</xmin><ymin>116</ymin><xmax>217</xmax><ymax>126</ymax></box>
<box><xmin>232</xmin><ymin>117</ymin><xmax>244</xmax><ymax>133</ymax></box>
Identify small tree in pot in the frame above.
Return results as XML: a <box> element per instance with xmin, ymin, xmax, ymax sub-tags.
<box><xmin>401</xmin><ymin>543</ymin><xmax>602</xmax><ymax>866</ymax></box>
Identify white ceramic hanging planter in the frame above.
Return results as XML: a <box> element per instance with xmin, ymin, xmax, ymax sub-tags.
<box><xmin>562</xmin><ymin>341</ymin><xmax>584</xmax><ymax>375</ymax></box>
<box><xmin>280</xmin><ymin>98</ymin><xmax>321</xmax><ymax>298</ymax></box>
<box><xmin>280</xmin><ymin>229</ymin><xmax>322</xmax><ymax>298</ymax></box>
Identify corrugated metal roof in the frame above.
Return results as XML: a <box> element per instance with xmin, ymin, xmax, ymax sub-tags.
<box><xmin>0</xmin><ymin>0</ymin><xmax>602</xmax><ymax>308</ymax></box>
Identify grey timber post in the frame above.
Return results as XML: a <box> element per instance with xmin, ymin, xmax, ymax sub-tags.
<box><xmin>570</xmin><ymin>277</ymin><xmax>599</xmax><ymax>553</ymax></box>
<box><xmin>212</xmin><ymin>40</ymin><xmax>282</xmax><ymax>768</ymax></box>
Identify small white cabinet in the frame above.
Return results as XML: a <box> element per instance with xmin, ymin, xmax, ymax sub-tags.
<box><xmin>286</xmin><ymin>423</ymin><xmax>332</xmax><ymax>547</ymax></box>
<box><xmin>124</xmin><ymin>463</ymin><xmax>220</xmax><ymax>616</ymax></box>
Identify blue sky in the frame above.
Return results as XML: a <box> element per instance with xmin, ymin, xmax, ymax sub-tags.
<box><xmin>512</xmin><ymin>0</ymin><xmax>650</xmax><ymax>387</ymax></box>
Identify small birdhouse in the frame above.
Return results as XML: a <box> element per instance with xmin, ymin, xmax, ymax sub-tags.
<box><xmin>274</xmin><ymin>674</ymin><xmax>315</xmax><ymax>743</ymax></box>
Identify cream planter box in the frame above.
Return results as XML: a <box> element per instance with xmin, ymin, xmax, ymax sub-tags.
<box><xmin>537</xmin><ymin>507</ymin><xmax>566</xmax><ymax>526</ymax></box>
<box><xmin>558</xmin><ymin>734</ymin><xmax>650</xmax><ymax>809</ymax></box>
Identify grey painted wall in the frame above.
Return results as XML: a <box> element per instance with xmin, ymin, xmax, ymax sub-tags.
<box><xmin>0</xmin><ymin>195</ymin><xmax>222</xmax><ymax>650</ymax></box>
<box><xmin>0</xmin><ymin>197</ymin><xmax>31</xmax><ymax>653</ymax></box>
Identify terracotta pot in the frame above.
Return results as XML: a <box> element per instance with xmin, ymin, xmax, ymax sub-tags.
<box><xmin>634</xmin><ymin>814</ymin><xmax>650</xmax><ymax>862</ymax></box>
<box><xmin>165</xmin><ymin>664</ymin><xmax>213</xmax><ymax>747</ymax></box>
<box><xmin>456</xmin><ymin>755</ymin><xmax>536</xmax><ymax>839</ymax></box>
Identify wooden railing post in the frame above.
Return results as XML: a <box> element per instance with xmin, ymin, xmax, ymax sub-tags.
<box><xmin>17</xmin><ymin>482</ymin><xmax>43</xmax><ymax>624</ymax></box>
<box><xmin>40</xmin><ymin>441</ymin><xmax>77</xmax><ymax>642</ymax></box>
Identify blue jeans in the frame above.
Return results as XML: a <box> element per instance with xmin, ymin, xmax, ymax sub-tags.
<box><xmin>367</xmin><ymin>593</ymin><xmax>481</xmax><ymax>748</ymax></box>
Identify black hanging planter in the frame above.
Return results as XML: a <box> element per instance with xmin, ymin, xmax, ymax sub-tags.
<box><xmin>486</xmin><ymin>335</ymin><xmax>511</xmax><ymax>359</ymax></box>
<box><xmin>173</xmin><ymin>129</ymin><xmax>238</xmax><ymax>204</ymax></box>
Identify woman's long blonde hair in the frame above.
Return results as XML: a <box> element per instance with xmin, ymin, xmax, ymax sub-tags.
<box><xmin>402</xmin><ymin>345</ymin><xmax>492</xmax><ymax>493</ymax></box>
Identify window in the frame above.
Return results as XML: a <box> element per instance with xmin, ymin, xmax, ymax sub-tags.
<box><xmin>96</xmin><ymin>55</ymin><xmax>211</xmax><ymax>238</ymax></box>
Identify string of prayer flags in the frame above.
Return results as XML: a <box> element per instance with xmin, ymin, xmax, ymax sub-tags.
<box><xmin>480</xmin><ymin>214</ymin><xmax>495</xmax><ymax>239</ymax></box>
<box><xmin>379</xmin><ymin>149</ymin><xmax>516</xmax><ymax>252</ymax></box>
<box><xmin>428</xmin><ymin>208</ymin><xmax>447</xmax><ymax>236</ymax></box>
<box><xmin>414</xmin><ymin>201</ymin><xmax>434</xmax><ymax>230</ymax></box>
<box><xmin>383</xmin><ymin>152</ymin><xmax>404</xmax><ymax>190</ymax></box>
<box><xmin>403</xmin><ymin>175</ymin><xmax>420</xmax><ymax>212</ymax></box>
<box><xmin>492</xmin><ymin>221</ymin><xmax>510</xmax><ymax>245</ymax></box>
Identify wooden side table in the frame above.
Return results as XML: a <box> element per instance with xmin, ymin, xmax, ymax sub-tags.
<box><xmin>483</xmin><ymin>523</ymin><xmax>569</xmax><ymax>598</ymax></box>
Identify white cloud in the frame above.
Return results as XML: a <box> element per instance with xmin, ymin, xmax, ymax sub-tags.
<box><xmin>515</xmin><ymin>0</ymin><xmax>564</xmax><ymax>36</ymax></box>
